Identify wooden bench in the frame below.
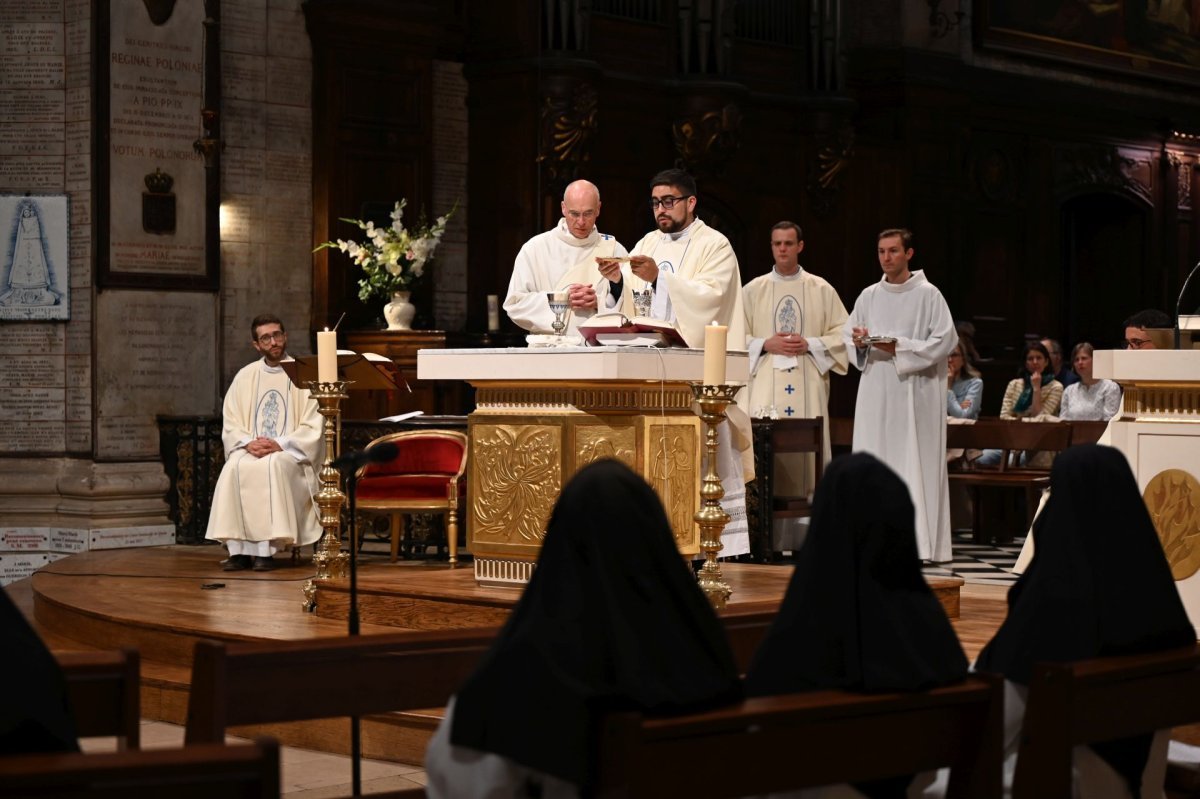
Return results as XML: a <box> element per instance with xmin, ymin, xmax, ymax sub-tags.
<box><xmin>184</xmin><ymin>627</ymin><xmax>497</xmax><ymax>746</ymax></box>
<box><xmin>1013</xmin><ymin>643</ymin><xmax>1200</xmax><ymax>798</ymax></box>
<box><xmin>57</xmin><ymin>648</ymin><xmax>141</xmax><ymax>750</ymax></box>
<box><xmin>596</xmin><ymin>674</ymin><xmax>1004</xmax><ymax>798</ymax></box>
<box><xmin>0</xmin><ymin>739</ymin><xmax>279</xmax><ymax>798</ymax></box>
<box><xmin>947</xmin><ymin>419</ymin><xmax>1072</xmax><ymax>543</ymax></box>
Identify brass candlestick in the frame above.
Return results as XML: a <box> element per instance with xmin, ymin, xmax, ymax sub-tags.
<box><xmin>303</xmin><ymin>380</ymin><xmax>350</xmax><ymax>611</ymax></box>
<box><xmin>691</xmin><ymin>383</ymin><xmax>741</xmax><ymax>609</ymax></box>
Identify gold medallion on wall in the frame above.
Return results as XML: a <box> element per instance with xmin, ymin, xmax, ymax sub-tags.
<box><xmin>471</xmin><ymin>423</ymin><xmax>562</xmax><ymax>547</ymax></box>
<box><xmin>1143</xmin><ymin>469</ymin><xmax>1200</xmax><ymax>581</ymax></box>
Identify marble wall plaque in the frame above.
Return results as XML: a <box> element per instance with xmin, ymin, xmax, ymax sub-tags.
<box><xmin>102</xmin><ymin>0</ymin><xmax>210</xmax><ymax>284</ymax></box>
<box><xmin>95</xmin><ymin>290</ymin><xmax>217</xmax><ymax>459</ymax></box>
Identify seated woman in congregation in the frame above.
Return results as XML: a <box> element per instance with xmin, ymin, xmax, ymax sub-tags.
<box><xmin>745</xmin><ymin>453</ymin><xmax>969</xmax><ymax>798</ymax></box>
<box><xmin>974</xmin><ymin>444</ymin><xmax>1194</xmax><ymax>799</ymax></box>
<box><xmin>0</xmin><ymin>589</ymin><xmax>79</xmax><ymax>755</ymax></box>
<box><xmin>1058</xmin><ymin>342</ymin><xmax>1121</xmax><ymax>421</ymax></box>
<box><xmin>424</xmin><ymin>459</ymin><xmax>741</xmax><ymax>799</ymax></box>
<box><xmin>946</xmin><ymin>340</ymin><xmax>983</xmax><ymax>420</ymax></box>
<box><xmin>977</xmin><ymin>341</ymin><xmax>1063</xmax><ymax>466</ymax></box>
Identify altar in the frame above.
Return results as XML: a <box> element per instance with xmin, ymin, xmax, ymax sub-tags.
<box><xmin>417</xmin><ymin>347</ymin><xmax>750</xmax><ymax>585</ymax></box>
<box><xmin>1094</xmin><ymin>349</ymin><xmax>1200</xmax><ymax>636</ymax></box>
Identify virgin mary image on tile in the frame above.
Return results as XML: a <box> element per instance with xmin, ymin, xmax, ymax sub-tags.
<box><xmin>0</xmin><ymin>195</ymin><xmax>69</xmax><ymax>321</ymax></box>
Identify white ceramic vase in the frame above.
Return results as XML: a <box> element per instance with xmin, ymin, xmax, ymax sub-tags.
<box><xmin>383</xmin><ymin>290</ymin><xmax>416</xmax><ymax>330</ymax></box>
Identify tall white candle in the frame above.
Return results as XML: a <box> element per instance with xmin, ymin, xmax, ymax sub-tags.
<box><xmin>486</xmin><ymin>294</ymin><xmax>500</xmax><ymax>332</ymax></box>
<box><xmin>703</xmin><ymin>321</ymin><xmax>727</xmax><ymax>386</ymax></box>
<box><xmin>317</xmin><ymin>328</ymin><xmax>337</xmax><ymax>383</ymax></box>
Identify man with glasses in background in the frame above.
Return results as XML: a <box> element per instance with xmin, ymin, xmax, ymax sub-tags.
<box><xmin>603</xmin><ymin>168</ymin><xmax>753</xmax><ymax>558</ymax></box>
<box><xmin>205</xmin><ymin>314</ymin><xmax>324</xmax><ymax>571</ymax></box>
<box><xmin>504</xmin><ymin>179</ymin><xmax>626</xmax><ymax>335</ymax></box>
<box><xmin>1122</xmin><ymin>308</ymin><xmax>1174</xmax><ymax>349</ymax></box>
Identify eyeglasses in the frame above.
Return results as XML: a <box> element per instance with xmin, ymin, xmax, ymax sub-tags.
<box><xmin>1124</xmin><ymin>337</ymin><xmax>1153</xmax><ymax>349</ymax></box>
<box><xmin>649</xmin><ymin>195</ymin><xmax>691</xmax><ymax>210</ymax></box>
<box><xmin>256</xmin><ymin>331</ymin><xmax>286</xmax><ymax>344</ymax></box>
<box><xmin>566</xmin><ymin>210</ymin><xmax>596</xmax><ymax>221</ymax></box>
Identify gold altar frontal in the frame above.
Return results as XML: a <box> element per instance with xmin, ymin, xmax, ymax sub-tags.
<box><xmin>418</xmin><ymin>346</ymin><xmax>752</xmax><ymax>586</ymax></box>
<box><xmin>468</xmin><ymin>379</ymin><xmax>702</xmax><ymax>585</ymax></box>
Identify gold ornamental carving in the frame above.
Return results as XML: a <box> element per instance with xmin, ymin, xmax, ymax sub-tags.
<box><xmin>648</xmin><ymin>423</ymin><xmax>698</xmax><ymax>550</ymax></box>
<box><xmin>472</xmin><ymin>424</ymin><xmax>562</xmax><ymax>544</ymax></box>
<box><xmin>1144</xmin><ymin>469</ymin><xmax>1200</xmax><ymax>580</ymax></box>
<box><xmin>576</xmin><ymin>425</ymin><xmax>636</xmax><ymax>470</ymax></box>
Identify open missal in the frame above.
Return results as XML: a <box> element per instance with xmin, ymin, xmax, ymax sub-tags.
<box><xmin>578</xmin><ymin>313</ymin><xmax>690</xmax><ymax>348</ymax></box>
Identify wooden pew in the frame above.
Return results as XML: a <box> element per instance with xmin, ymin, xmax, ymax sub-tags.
<box><xmin>946</xmin><ymin>419</ymin><xmax>1072</xmax><ymax>543</ymax></box>
<box><xmin>1067</xmin><ymin>419</ymin><xmax>1109</xmax><ymax>446</ymax></box>
<box><xmin>0</xmin><ymin>739</ymin><xmax>279</xmax><ymax>798</ymax></box>
<box><xmin>596</xmin><ymin>674</ymin><xmax>1004</xmax><ymax>798</ymax></box>
<box><xmin>183</xmin><ymin>627</ymin><xmax>498</xmax><ymax>746</ymax></box>
<box><xmin>1013</xmin><ymin>643</ymin><xmax>1200</xmax><ymax>799</ymax></box>
<box><xmin>57</xmin><ymin>648</ymin><xmax>140</xmax><ymax>750</ymax></box>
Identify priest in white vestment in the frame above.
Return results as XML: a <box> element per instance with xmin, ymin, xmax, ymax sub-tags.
<box><xmin>744</xmin><ymin>222</ymin><xmax>849</xmax><ymax>550</ymax></box>
<box><xmin>504</xmin><ymin>180</ymin><xmax>627</xmax><ymax>335</ymax></box>
<box><xmin>604</xmin><ymin>168</ymin><xmax>753</xmax><ymax>557</ymax></box>
<box><xmin>845</xmin><ymin>229</ymin><xmax>957</xmax><ymax>563</ymax></box>
<box><xmin>205</xmin><ymin>315</ymin><xmax>324</xmax><ymax>571</ymax></box>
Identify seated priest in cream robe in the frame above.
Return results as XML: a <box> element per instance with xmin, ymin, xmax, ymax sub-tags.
<box><xmin>743</xmin><ymin>221</ymin><xmax>849</xmax><ymax>551</ymax></box>
<box><xmin>205</xmin><ymin>314</ymin><xmax>323</xmax><ymax>572</ymax></box>
<box><xmin>503</xmin><ymin>179</ymin><xmax>626</xmax><ymax>335</ymax></box>
<box><xmin>603</xmin><ymin>168</ymin><xmax>753</xmax><ymax>558</ymax></box>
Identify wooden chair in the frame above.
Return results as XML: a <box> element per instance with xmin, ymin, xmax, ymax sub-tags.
<box><xmin>183</xmin><ymin>627</ymin><xmax>495</xmax><ymax>746</ymax></box>
<box><xmin>750</xmin><ymin>417</ymin><xmax>824</xmax><ymax>560</ymax></box>
<box><xmin>596</xmin><ymin>674</ymin><xmax>1004</xmax><ymax>798</ymax></box>
<box><xmin>0</xmin><ymin>739</ymin><xmax>279</xmax><ymax>798</ymax></box>
<box><xmin>57</xmin><ymin>648</ymin><xmax>141</xmax><ymax>750</ymax></box>
<box><xmin>1012</xmin><ymin>644</ymin><xmax>1200</xmax><ymax>798</ymax></box>
<box><xmin>354</xmin><ymin>429</ymin><xmax>468</xmax><ymax>564</ymax></box>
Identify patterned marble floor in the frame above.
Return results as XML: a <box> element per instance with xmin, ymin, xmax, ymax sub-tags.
<box><xmin>921</xmin><ymin>533</ymin><xmax>1024</xmax><ymax>587</ymax></box>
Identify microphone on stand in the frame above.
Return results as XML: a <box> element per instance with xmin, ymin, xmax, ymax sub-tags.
<box><xmin>332</xmin><ymin>441</ymin><xmax>399</xmax><ymax>471</ymax></box>
<box><xmin>336</xmin><ymin>440</ymin><xmax>398</xmax><ymax>798</ymax></box>
<box><xmin>1175</xmin><ymin>260</ymin><xmax>1200</xmax><ymax>350</ymax></box>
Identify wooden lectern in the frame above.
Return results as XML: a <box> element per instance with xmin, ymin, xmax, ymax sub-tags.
<box><xmin>418</xmin><ymin>347</ymin><xmax>750</xmax><ymax>586</ymax></box>
<box><xmin>1094</xmin><ymin>349</ymin><xmax>1200</xmax><ymax>637</ymax></box>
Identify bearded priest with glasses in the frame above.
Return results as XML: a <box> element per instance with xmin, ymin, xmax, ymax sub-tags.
<box><xmin>598</xmin><ymin>168</ymin><xmax>753</xmax><ymax>558</ymax></box>
<box><xmin>204</xmin><ymin>314</ymin><xmax>324</xmax><ymax>572</ymax></box>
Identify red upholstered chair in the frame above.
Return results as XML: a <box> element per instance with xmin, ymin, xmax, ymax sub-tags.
<box><xmin>354</xmin><ymin>430</ymin><xmax>468</xmax><ymax>564</ymax></box>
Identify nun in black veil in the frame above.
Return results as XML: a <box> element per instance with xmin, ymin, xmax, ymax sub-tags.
<box><xmin>744</xmin><ymin>452</ymin><xmax>968</xmax><ymax>799</ymax></box>
<box><xmin>0</xmin><ymin>588</ymin><xmax>79</xmax><ymax>754</ymax></box>
<box><xmin>425</xmin><ymin>459</ymin><xmax>741</xmax><ymax>799</ymax></box>
<box><xmin>975</xmin><ymin>444</ymin><xmax>1194</xmax><ymax>798</ymax></box>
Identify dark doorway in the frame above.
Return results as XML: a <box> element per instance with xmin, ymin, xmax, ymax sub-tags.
<box><xmin>1061</xmin><ymin>193</ymin><xmax>1148</xmax><ymax>350</ymax></box>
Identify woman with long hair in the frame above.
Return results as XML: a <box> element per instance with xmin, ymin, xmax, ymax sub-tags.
<box><xmin>946</xmin><ymin>339</ymin><xmax>982</xmax><ymax>420</ymax></box>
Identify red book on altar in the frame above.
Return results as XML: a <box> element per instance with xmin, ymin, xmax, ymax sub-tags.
<box><xmin>578</xmin><ymin>313</ymin><xmax>690</xmax><ymax>348</ymax></box>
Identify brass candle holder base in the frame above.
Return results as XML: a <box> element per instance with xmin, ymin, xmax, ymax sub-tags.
<box><xmin>690</xmin><ymin>382</ymin><xmax>742</xmax><ymax>610</ymax></box>
<box><xmin>303</xmin><ymin>380</ymin><xmax>350</xmax><ymax>611</ymax></box>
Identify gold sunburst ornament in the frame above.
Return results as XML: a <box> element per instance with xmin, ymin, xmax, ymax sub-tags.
<box><xmin>1143</xmin><ymin>469</ymin><xmax>1200</xmax><ymax>580</ymax></box>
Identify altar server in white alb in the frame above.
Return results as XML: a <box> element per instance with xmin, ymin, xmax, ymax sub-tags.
<box><xmin>845</xmin><ymin>229</ymin><xmax>958</xmax><ymax>563</ymax></box>
<box><xmin>205</xmin><ymin>314</ymin><xmax>324</xmax><ymax>572</ymax></box>
<box><xmin>743</xmin><ymin>221</ymin><xmax>849</xmax><ymax>505</ymax></box>
<box><xmin>503</xmin><ymin>179</ymin><xmax>627</xmax><ymax>335</ymax></box>
<box><xmin>604</xmin><ymin>168</ymin><xmax>753</xmax><ymax>557</ymax></box>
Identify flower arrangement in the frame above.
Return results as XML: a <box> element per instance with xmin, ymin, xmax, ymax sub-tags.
<box><xmin>315</xmin><ymin>200</ymin><xmax>455</xmax><ymax>303</ymax></box>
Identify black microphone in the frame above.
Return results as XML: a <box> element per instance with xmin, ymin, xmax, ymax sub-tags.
<box><xmin>331</xmin><ymin>441</ymin><xmax>399</xmax><ymax>471</ymax></box>
<box><xmin>1176</xmin><ymin>260</ymin><xmax>1200</xmax><ymax>350</ymax></box>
